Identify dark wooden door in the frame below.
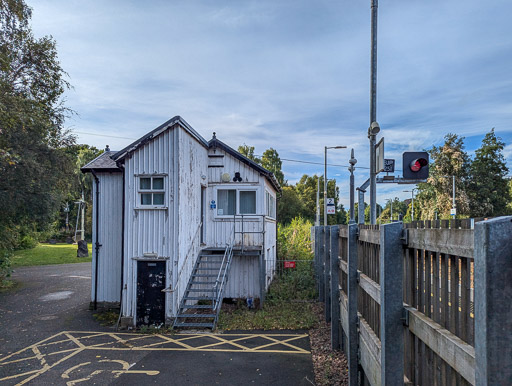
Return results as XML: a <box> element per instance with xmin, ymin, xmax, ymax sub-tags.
<box><xmin>136</xmin><ymin>261</ymin><xmax>166</xmax><ymax>326</ymax></box>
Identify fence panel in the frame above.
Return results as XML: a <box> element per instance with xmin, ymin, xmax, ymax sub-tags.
<box><xmin>316</xmin><ymin>217</ymin><xmax>512</xmax><ymax>386</ymax></box>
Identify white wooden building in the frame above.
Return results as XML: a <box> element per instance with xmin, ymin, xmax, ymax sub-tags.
<box><xmin>81</xmin><ymin>116</ymin><xmax>280</xmax><ymax>328</ymax></box>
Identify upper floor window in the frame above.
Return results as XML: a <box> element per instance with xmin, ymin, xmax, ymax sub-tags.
<box><xmin>217</xmin><ymin>189</ymin><xmax>257</xmax><ymax>216</ymax></box>
<box><xmin>266</xmin><ymin>191</ymin><xmax>276</xmax><ymax>218</ymax></box>
<box><xmin>139</xmin><ymin>176</ymin><xmax>165</xmax><ymax>206</ymax></box>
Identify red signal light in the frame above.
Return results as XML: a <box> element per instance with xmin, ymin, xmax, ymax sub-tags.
<box><xmin>409</xmin><ymin>158</ymin><xmax>428</xmax><ymax>172</ymax></box>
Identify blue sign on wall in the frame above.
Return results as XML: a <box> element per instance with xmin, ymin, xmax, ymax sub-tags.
<box><xmin>210</xmin><ymin>200</ymin><xmax>216</xmax><ymax>209</ymax></box>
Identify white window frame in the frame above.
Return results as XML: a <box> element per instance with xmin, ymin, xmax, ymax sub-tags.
<box><xmin>214</xmin><ymin>186</ymin><xmax>259</xmax><ymax>218</ymax></box>
<box><xmin>137</xmin><ymin>175</ymin><xmax>166</xmax><ymax>209</ymax></box>
<box><xmin>265</xmin><ymin>190</ymin><xmax>276</xmax><ymax>219</ymax></box>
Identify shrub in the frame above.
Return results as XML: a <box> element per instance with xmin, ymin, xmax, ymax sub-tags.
<box><xmin>277</xmin><ymin>217</ymin><xmax>313</xmax><ymax>261</ymax></box>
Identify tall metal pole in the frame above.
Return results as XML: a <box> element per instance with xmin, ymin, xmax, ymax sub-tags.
<box><xmin>316</xmin><ymin>177</ymin><xmax>320</xmax><ymax>226</ymax></box>
<box><xmin>349</xmin><ymin>149</ymin><xmax>357</xmax><ymax>223</ymax></box>
<box><xmin>411</xmin><ymin>192</ymin><xmax>415</xmax><ymax>222</ymax></box>
<box><xmin>452</xmin><ymin>175</ymin><xmax>456</xmax><ymax>218</ymax></box>
<box><xmin>369</xmin><ymin>0</ymin><xmax>379</xmax><ymax>225</ymax></box>
<box><xmin>324</xmin><ymin>147</ymin><xmax>328</xmax><ymax>227</ymax></box>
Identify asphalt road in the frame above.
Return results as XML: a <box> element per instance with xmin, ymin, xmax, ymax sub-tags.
<box><xmin>0</xmin><ymin>262</ymin><xmax>106</xmax><ymax>356</ymax></box>
<box><xmin>0</xmin><ymin>263</ymin><xmax>315</xmax><ymax>385</ymax></box>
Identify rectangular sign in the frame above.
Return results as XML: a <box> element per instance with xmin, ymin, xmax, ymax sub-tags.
<box><xmin>327</xmin><ymin>205</ymin><xmax>336</xmax><ymax>214</ymax></box>
<box><xmin>326</xmin><ymin>198</ymin><xmax>335</xmax><ymax>205</ymax></box>
<box><xmin>384</xmin><ymin>159</ymin><xmax>395</xmax><ymax>173</ymax></box>
<box><xmin>450</xmin><ymin>208</ymin><xmax>457</xmax><ymax>215</ymax></box>
<box><xmin>284</xmin><ymin>261</ymin><xmax>296</xmax><ymax>269</ymax></box>
<box><xmin>375</xmin><ymin>138</ymin><xmax>385</xmax><ymax>173</ymax></box>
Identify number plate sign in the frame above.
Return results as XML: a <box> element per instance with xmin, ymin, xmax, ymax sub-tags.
<box><xmin>326</xmin><ymin>198</ymin><xmax>335</xmax><ymax>214</ymax></box>
<box><xmin>383</xmin><ymin>159</ymin><xmax>395</xmax><ymax>173</ymax></box>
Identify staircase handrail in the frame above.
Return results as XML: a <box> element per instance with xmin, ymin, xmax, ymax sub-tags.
<box><xmin>213</xmin><ymin>220</ymin><xmax>236</xmax><ymax>305</ymax></box>
<box><xmin>169</xmin><ymin>221</ymin><xmax>202</xmax><ymax>293</ymax></box>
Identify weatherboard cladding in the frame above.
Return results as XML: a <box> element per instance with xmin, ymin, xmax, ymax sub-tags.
<box><xmin>91</xmin><ymin>172</ymin><xmax>123</xmax><ymax>303</ymax></box>
<box><xmin>122</xmin><ymin>129</ymin><xmax>175</xmax><ymax>320</ymax></box>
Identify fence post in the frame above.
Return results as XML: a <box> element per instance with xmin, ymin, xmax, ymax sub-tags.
<box><xmin>314</xmin><ymin>226</ymin><xmax>320</xmax><ymax>300</ymax></box>
<box><xmin>380</xmin><ymin>221</ymin><xmax>404</xmax><ymax>385</ymax></box>
<box><xmin>347</xmin><ymin>223</ymin><xmax>358</xmax><ymax>385</ymax></box>
<box><xmin>330</xmin><ymin>225</ymin><xmax>340</xmax><ymax>350</ymax></box>
<box><xmin>325</xmin><ymin>226</ymin><xmax>331</xmax><ymax>322</ymax></box>
<box><xmin>319</xmin><ymin>226</ymin><xmax>326</xmax><ymax>302</ymax></box>
<box><xmin>474</xmin><ymin>216</ymin><xmax>512</xmax><ymax>384</ymax></box>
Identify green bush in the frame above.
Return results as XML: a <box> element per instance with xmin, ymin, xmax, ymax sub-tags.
<box><xmin>277</xmin><ymin>217</ymin><xmax>313</xmax><ymax>261</ymax></box>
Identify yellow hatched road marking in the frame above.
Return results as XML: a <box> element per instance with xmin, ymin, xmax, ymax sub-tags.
<box><xmin>252</xmin><ymin>334</ymin><xmax>310</xmax><ymax>353</ymax></box>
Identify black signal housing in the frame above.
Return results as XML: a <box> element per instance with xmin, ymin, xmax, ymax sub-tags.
<box><xmin>403</xmin><ymin>152</ymin><xmax>429</xmax><ymax>180</ymax></box>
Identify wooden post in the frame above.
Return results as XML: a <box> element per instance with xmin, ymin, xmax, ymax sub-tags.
<box><xmin>330</xmin><ymin>225</ymin><xmax>340</xmax><ymax>350</ymax></box>
<box><xmin>474</xmin><ymin>216</ymin><xmax>512</xmax><ymax>384</ymax></box>
<box><xmin>379</xmin><ymin>221</ymin><xmax>404</xmax><ymax>385</ymax></box>
<box><xmin>347</xmin><ymin>223</ymin><xmax>358</xmax><ymax>385</ymax></box>
<box><xmin>325</xmin><ymin>226</ymin><xmax>331</xmax><ymax>322</ymax></box>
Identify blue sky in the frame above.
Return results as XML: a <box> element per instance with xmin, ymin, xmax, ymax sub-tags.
<box><xmin>30</xmin><ymin>0</ymin><xmax>512</xmax><ymax>207</ymax></box>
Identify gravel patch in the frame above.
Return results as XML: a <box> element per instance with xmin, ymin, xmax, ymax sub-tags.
<box><xmin>309</xmin><ymin>303</ymin><xmax>348</xmax><ymax>385</ymax></box>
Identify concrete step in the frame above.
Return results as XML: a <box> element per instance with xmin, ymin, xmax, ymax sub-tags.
<box><xmin>173</xmin><ymin>322</ymin><xmax>214</xmax><ymax>329</ymax></box>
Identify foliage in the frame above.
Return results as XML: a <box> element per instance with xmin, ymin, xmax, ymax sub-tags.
<box><xmin>468</xmin><ymin>129</ymin><xmax>510</xmax><ymax>217</ymax></box>
<box><xmin>277</xmin><ymin>186</ymin><xmax>306</xmax><ymax>225</ymax></box>
<box><xmin>0</xmin><ymin>0</ymin><xmax>74</xmax><ymax>271</ymax></box>
<box><xmin>416</xmin><ymin>134</ymin><xmax>471</xmax><ymax>219</ymax></box>
<box><xmin>377</xmin><ymin>197</ymin><xmax>405</xmax><ymax>223</ymax></box>
<box><xmin>11</xmin><ymin>243</ymin><xmax>92</xmax><ymax>267</ymax></box>
<box><xmin>217</xmin><ymin>301</ymin><xmax>317</xmax><ymax>330</ymax></box>
<box><xmin>237</xmin><ymin>144</ymin><xmax>261</xmax><ymax>164</ymax></box>
<box><xmin>294</xmin><ymin>174</ymin><xmax>341</xmax><ymax>225</ymax></box>
<box><xmin>261</xmin><ymin>148</ymin><xmax>285</xmax><ymax>186</ymax></box>
<box><xmin>277</xmin><ymin>217</ymin><xmax>313</xmax><ymax>261</ymax></box>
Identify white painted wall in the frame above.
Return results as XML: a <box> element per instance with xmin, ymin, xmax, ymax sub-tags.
<box><xmin>122</xmin><ymin>129</ymin><xmax>174</xmax><ymax>322</ymax></box>
<box><xmin>91</xmin><ymin>172</ymin><xmax>123</xmax><ymax>303</ymax></box>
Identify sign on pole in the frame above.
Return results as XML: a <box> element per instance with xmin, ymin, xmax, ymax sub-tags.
<box><xmin>383</xmin><ymin>159</ymin><xmax>395</xmax><ymax>173</ymax></box>
<box><xmin>376</xmin><ymin>138</ymin><xmax>385</xmax><ymax>173</ymax></box>
<box><xmin>327</xmin><ymin>198</ymin><xmax>335</xmax><ymax>214</ymax></box>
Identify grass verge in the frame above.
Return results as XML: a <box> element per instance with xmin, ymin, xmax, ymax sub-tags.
<box><xmin>218</xmin><ymin>300</ymin><xmax>318</xmax><ymax>330</ymax></box>
<box><xmin>11</xmin><ymin>243</ymin><xmax>93</xmax><ymax>267</ymax></box>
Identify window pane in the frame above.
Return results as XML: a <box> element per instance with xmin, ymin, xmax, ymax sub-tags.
<box><xmin>218</xmin><ymin>189</ymin><xmax>235</xmax><ymax>215</ymax></box>
<box><xmin>141</xmin><ymin>193</ymin><xmax>152</xmax><ymax>205</ymax></box>
<box><xmin>240</xmin><ymin>191</ymin><xmax>256</xmax><ymax>214</ymax></box>
<box><xmin>140</xmin><ymin>178</ymin><xmax>151</xmax><ymax>190</ymax></box>
<box><xmin>153</xmin><ymin>193</ymin><xmax>164</xmax><ymax>205</ymax></box>
<box><xmin>152</xmin><ymin>177</ymin><xmax>164</xmax><ymax>190</ymax></box>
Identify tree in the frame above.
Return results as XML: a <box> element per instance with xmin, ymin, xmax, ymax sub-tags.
<box><xmin>261</xmin><ymin>148</ymin><xmax>285</xmax><ymax>187</ymax></box>
<box><xmin>416</xmin><ymin>134</ymin><xmax>471</xmax><ymax>219</ymax></box>
<box><xmin>295</xmin><ymin>174</ymin><xmax>340</xmax><ymax>225</ymax></box>
<box><xmin>277</xmin><ymin>186</ymin><xmax>306</xmax><ymax>225</ymax></box>
<box><xmin>237</xmin><ymin>144</ymin><xmax>261</xmax><ymax>164</ymax></box>
<box><xmin>468</xmin><ymin>129</ymin><xmax>510</xmax><ymax>217</ymax></box>
<box><xmin>0</xmin><ymin>0</ymin><xmax>73</xmax><ymax>254</ymax></box>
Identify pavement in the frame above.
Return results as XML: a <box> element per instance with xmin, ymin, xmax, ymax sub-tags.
<box><xmin>0</xmin><ymin>263</ymin><xmax>315</xmax><ymax>385</ymax></box>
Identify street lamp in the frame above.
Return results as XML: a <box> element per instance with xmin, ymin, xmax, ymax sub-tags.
<box><xmin>348</xmin><ymin>149</ymin><xmax>357</xmax><ymax>224</ymax></box>
<box><xmin>324</xmin><ymin>146</ymin><xmax>347</xmax><ymax>226</ymax></box>
<box><xmin>386</xmin><ymin>198</ymin><xmax>393</xmax><ymax>223</ymax></box>
<box><xmin>403</xmin><ymin>188</ymin><xmax>417</xmax><ymax>221</ymax></box>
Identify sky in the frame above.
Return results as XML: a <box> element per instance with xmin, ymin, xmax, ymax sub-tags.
<box><xmin>29</xmin><ymin>0</ymin><xmax>512</xmax><ymax>208</ymax></box>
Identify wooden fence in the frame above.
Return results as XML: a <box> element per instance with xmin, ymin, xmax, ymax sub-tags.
<box><xmin>313</xmin><ymin>216</ymin><xmax>512</xmax><ymax>386</ymax></box>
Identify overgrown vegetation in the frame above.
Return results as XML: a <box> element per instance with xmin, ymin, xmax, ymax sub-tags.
<box><xmin>218</xmin><ymin>217</ymin><xmax>318</xmax><ymax>330</ymax></box>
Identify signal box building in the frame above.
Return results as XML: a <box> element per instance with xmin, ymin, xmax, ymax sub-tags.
<box><xmin>81</xmin><ymin>116</ymin><xmax>280</xmax><ymax>328</ymax></box>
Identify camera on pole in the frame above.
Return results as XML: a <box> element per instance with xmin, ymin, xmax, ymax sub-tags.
<box><xmin>403</xmin><ymin>152</ymin><xmax>429</xmax><ymax>179</ymax></box>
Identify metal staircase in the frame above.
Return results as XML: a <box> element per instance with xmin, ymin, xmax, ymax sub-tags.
<box><xmin>173</xmin><ymin>244</ymin><xmax>234</xmax><ymax>330</ymax></box>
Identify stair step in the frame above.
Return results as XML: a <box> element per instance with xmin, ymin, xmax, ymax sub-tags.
<box><xmin>183</xmin><ymin>296</ymin><xmax>215</xmax><ymax>300</ymax></box>
<box><xmin>177</xmin><ymin>313</ymin><xmax>216</xmax><ymax>318</ymax></box>
<box><xmin>173</xmin><ymin>322</ymin><xmax>215</xmax><ymax>328</ymax></box>
<box><xmin>194</xmin><ymin>267</ymin><xmax>225</xmax><ymax>271</ymax></box>
<box><xmin>188</xmin><ymin>289</ymin><xmax>216</xmax><ymax>292</ymax></box>
<box><xmin>192</xmin><ymin>274</ymin><xmax>217</xmax><ymax>277</ymax></box>
<box><xmin>181</xmin><ymin>304</ymin><xmax>215</xmax><ymax>309</ymax></box>
<box><xmin>191</xmin><ymin>281</ymin><xmax>217</xmax><ymax>285</ymax></box>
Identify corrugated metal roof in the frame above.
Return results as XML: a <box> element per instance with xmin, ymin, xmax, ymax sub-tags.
<box><xmin>81</xmin><ymin>151</ymin><xmax>120</xmax><ymax>172</ymax></box>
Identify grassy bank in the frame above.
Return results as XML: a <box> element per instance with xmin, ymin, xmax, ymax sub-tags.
<box><xmin>11</xmin><ymin>243</ymin><xmax>92</xmax><ymax>267</ymax></box>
